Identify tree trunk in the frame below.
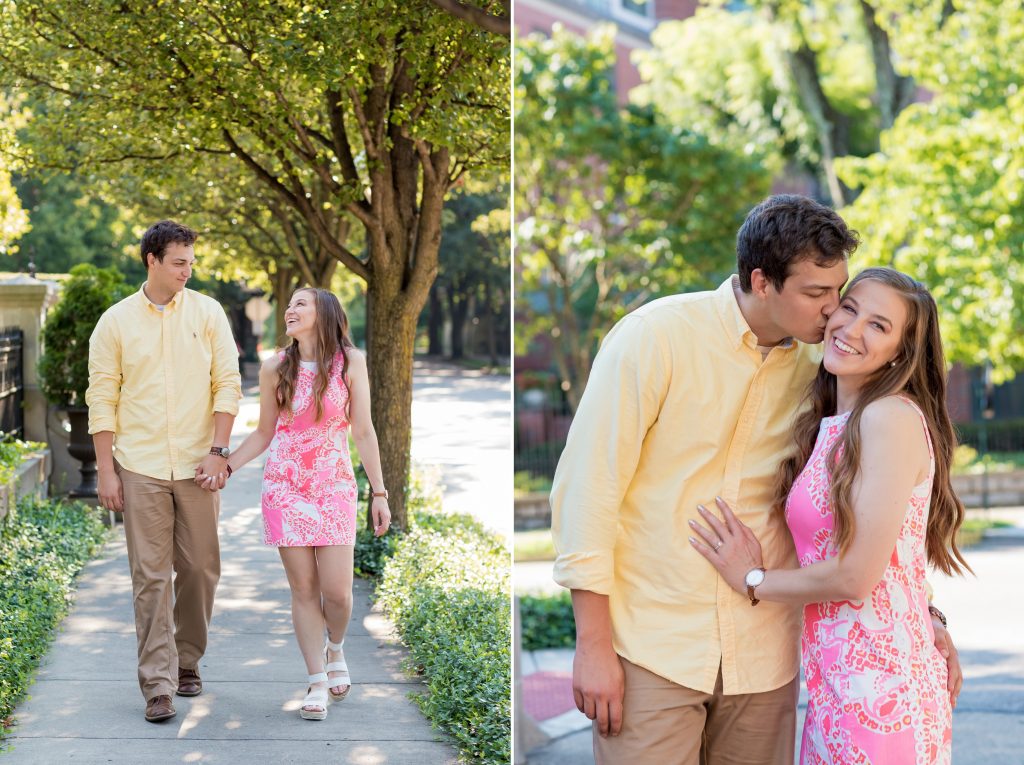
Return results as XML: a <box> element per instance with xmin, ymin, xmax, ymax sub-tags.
<box><xmin>448</xmin><ymin>286</ymin><xmax>468</xmax><ymax>360</ymax></box>
<box><xmin>485</xmin><ymin>281</ymin><xmax>498</xmax><ymax>365</ymax></box>
<box><xmin>271</xmin><ymin>263</ymin><xmax>297</xmax><ymax>349</ymax></box>
<box><xmin>428</xmin><ymin>282</ymin><xmax>444</xmax><ymax>355</ymax></box>
<box><xmin>364</xmin><ymin>285</ymin><xmax>418</xmax><ymax>532</ymax></box>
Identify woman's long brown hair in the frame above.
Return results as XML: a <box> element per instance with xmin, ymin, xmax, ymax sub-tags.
<box><xmin>275</xmin><ymin>288</ymin><xmax>355</xmax><ymax>422</ymax></box>
<box><xmin>773</xmin><ymin>267</ymin><xmax>971</xmax><ymax>576</ymax></box>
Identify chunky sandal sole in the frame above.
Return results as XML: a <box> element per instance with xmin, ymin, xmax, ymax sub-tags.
<box><xmin>325</xmin><ymin>638</ymin><xmax>351</xmax><ymax>701</ymax></box>
<box><xmin>300</xmin><ymin>671</ymin><xmax>329</xmax><ymax>721</ymax></box>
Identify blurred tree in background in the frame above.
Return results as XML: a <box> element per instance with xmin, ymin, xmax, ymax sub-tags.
<box><xmin>837</xmin><ymin>0</ymin><xmax>1024</xmax><ymax>383</ymax></box>
<box><xmin>515</xmin><ymin>24</ymin><xmax>768</xmax><ymax>410</ymax></box>
<box><xmin>0</xmin><ymin>95</ymin><xmax>28</xmax><ymax>256</ymax></box>
<box><xmin>635</xmin><ymin>0</ymin><xmax>1023</xmax><ymax>381</ymax></box>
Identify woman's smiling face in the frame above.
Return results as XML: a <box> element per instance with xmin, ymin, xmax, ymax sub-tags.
<box><xmin>823</xmin><ymin>278</ymin><xmax>909</xmax><ymax>386</ymax></box>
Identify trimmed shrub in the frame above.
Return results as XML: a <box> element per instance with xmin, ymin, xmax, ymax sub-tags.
<box><xmin>376</xmin><ymin>515</ymin><xmax>510</xmax><ymax>765</ymax></box>
<box><xmin>0</xmin><ymin>497</ymin><xmax>108</xmax><ymax>732</ymax></box>
<box><xmin>518</xmin><ymin>591</ymin><xmax>576</xmax><ymax>651</ymax></box>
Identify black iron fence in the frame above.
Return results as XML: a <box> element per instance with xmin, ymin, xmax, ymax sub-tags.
<box><xmin>0</xmin><ymin>327</ymin><xmax>24</xmax><ymax>438</ymax></box>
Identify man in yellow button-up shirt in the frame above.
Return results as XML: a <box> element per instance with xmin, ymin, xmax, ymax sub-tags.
<box><xmin>87</xmin><ymin>220</ymin><xmax>241</xmax><ymax>723</ymax></box>
<box><xmin>551</xmin><ymin>196</ymin><xmax>859</xmax><ymax>763</ymax></box>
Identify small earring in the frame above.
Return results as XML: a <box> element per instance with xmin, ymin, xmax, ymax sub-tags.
<box><xmin>890</xmin><ymin>360</ymin><xmax>897</xmax><ymax>367</ymax></box>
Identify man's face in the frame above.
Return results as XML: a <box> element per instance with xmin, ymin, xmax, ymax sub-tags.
<box><xmin>763</xmin><ymin>258</ymin><xmax>849</xmax><ymax>345</ymax></box>
<box><xmin>147</xmin><ymin>241</ymin><xmax>195</xmax><ymax>295</ymax></box>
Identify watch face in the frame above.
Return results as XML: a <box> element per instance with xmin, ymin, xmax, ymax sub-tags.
<box><xmin>745</xmin><ymin>568</ymin><xmax>766</xmax><ymax>587</ymax></box>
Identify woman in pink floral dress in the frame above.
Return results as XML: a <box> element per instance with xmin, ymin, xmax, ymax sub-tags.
<box><xmin>691</xmin><ymin>268</ymin><xmax>970</xmax><ymax>764</ymax></box>
<box><xmin>223</xmin><ymin>288</ymin><xmax>390</xmax><ymax>720</ymax></box>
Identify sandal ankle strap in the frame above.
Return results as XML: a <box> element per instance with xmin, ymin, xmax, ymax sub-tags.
<box><xmin>325</xmin><ymin>638</ymin><xmax>345</xmax><ymax>652</ymax></box>
<box><xmin>307</xmin><ymin>672</ymin><xmax>328</xmax><ymax>684</ymax></box>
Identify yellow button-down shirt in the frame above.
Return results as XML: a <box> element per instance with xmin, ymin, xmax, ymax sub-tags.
<box><xmin>86</xmin><ymin>285</ymin><xmax>242</xmax><ymax>481</ymax></box>
<box><xmin>551</xmin><ymin>276</ymin><xmax>822</xmax><ymax>695</ymax></box>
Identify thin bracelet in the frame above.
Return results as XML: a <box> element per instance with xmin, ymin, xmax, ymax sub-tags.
<box><xmin>928</xmin><ymin>604</ymin><xmax>948</xmax><ymax>628</ymax></box>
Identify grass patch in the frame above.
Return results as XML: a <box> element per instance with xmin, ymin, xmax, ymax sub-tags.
<box><xmin>952</xmin><ymin>446</ymin><xmax>1024</xmax><ymax>475</ymax></box>
<box><xmin>957</xmin><ymin>517</ymin><xmax>1013</xmax><ymax>548</ymax></box>
<box><xmin>513</xmin><ymin>471</ymin><xmax>552</xmax><ymax>498</ymax></box>
<box><xmin>1</xmin><ymin>497</ymin><xmax>108</xmax><ymax>737</ymax></box>
<box><xmin>514</xmin><ymin>529</ymin><xmax>555</xmax><ymax>562</ymax></box>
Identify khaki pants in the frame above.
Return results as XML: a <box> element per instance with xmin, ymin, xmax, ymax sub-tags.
<box><xmin>118</xmin><ymin>463</ymin><xmax>221</xmax><ymax>701</ymax></box>
<box><xmin>594</xmin><ymin>658</ymin><xmax>798</xmax><ymax>765</ymax></box>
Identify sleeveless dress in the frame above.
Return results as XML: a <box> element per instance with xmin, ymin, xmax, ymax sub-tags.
<box><xmin>261</xmin><ymin>353</ymin><xmax>359</xmax><ymax>546</ymax></box>
<box><xmin>784</xmin><ymin>397</ymin><xmax>952</xmax><ymax>765</ymax></box>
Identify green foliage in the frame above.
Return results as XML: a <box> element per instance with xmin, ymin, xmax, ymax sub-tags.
<box><xmin>0</xmin><ymin>94</ymin><xmax>28</xmax><ymax>257</ymax></box>
<box><xmin>518</xmin><ymin>592</ymin><xmax>575</xmax><ymax>651</ymax></box>
<box><xmin>435</xmin><ymin>185</ymin><xmax>510</xmax><ymax>359</ymax></box>
<box><xmin>0</xmin><ymin>436</ymin><xmax>46</xmax><ymax>486</ymax></box>
<box><xmin>835</xmin><ymin>1</ymin><xmax>1024</xmax><ymax>382</ymax></box>
<box><xmin>38</xmin><ymin>263</ymin><xmax>133</xmax><ymax>407</ymax></box>
<box><xmin>376</xmin><ymin>514</ymin><xmax>510</xmax><ymax>765</ymax></box>
<box><xmin>0</xmin><ymin>497</ymin><xmax>108</xmax><ymax>731</ymax></box>
<box><xmin>515</xmin><ymin>24</ymin><xmax>768</xmax><ymax>410</ymax></box>
<box><xmin>9</xmin><ymin>172</ymin><xmax>143</xmax><ymax>282</ymax></box>
<box><xmin>637</xmin><ymin>3</ymin><xmax>880</xmax><ymax>180</ymax></box>
<box><xmin>513</xmin><ymin>471</ymin><xmax>551</xmax><ymax>497</ymax></box>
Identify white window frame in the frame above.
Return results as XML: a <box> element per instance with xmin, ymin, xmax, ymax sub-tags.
<box><xmin>610</xmin><ymin>0</ymin><xmax>655</xmax><ymax>30</ymax></box>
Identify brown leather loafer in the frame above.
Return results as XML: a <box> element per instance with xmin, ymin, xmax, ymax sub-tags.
<box><xmin>144</xmin><ymin>695</ymin><xmax>176</xmax><ymax>722</ymax></box>
<box><xmin>176</xmin><ymin>667</ymin><xmax>203</xmax><ymax>697</ymax></box>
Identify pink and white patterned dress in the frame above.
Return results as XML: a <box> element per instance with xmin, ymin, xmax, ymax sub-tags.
<box><xmin>261</xmin><ymin>352</ymin><xmax>358</xmax><ymax>547</ymax></box>
<box><xmin>785</xmin><ymin>397</ymin><xmax>951</xmax><ymax>764</ymax></box>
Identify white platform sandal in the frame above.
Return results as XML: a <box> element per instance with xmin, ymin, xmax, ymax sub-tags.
<box><xmin>325</xmin><ymin>638</ymin><xmax>351</xmax><ymax>701</ymax></box>
<box><xmin>299</xmin><ymin>672</ymin><xmax>329</xmax><ymax>720</ymax></box>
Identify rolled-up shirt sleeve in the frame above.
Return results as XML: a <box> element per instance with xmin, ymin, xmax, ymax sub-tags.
<box><xmin>209</xmin><ymin>308</ymin><xmax>241</xmax><ymax>415</ymax></box>
<box><xmin>550</xmin><ymin>314</ymin><xmax>669</xmax><ymax>594</ymax></box>
<box><xmin>86</xmin><ymin>314</ymin><xmax>121</xmax><ymax>434</ymax></box>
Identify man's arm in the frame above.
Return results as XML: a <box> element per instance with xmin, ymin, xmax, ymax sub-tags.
<box><xmin>570</xmin><ymin>590</ymin><xmax>623</xmax><ymax>737</ymax></box>
<box><xmin>92</xmin><ymin>430</ymin><xmax>122</xmax><ymax>511</ymax></box>
<box><xmin>550</xmin><ymin>315</ymin><xmax>668</xmax><ymax>738</ymax></box>
<box><xmin>197</xmin><ymin>306</ymin><xmax>241</xmax><ymax>490</ymax></box>
<box><xmin>86</xmin><ymin>314</ymin><xmax>122</xmax><ymax>511</ymax></box>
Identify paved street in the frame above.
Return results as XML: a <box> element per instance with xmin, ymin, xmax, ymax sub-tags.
<box><xmin>2</xmin><ymin>374</ymin><xmax>471</xmax><ymax>764</ymax></box>
<box><xmin>520</xmin><ymin>520</ymin><xmax>1024</xmax><ymax>764</ymax></box>
<box><xmin>411</xmin><ymin>358</ymin><xmax>512</xmax><ymax>539</ymax></box>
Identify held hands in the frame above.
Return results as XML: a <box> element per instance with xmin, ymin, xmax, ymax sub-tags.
<box><xmin>371</xmin><ymin>496</ymin><xmax>391</xmax><ymax>537</ymax></box>
<box><xmin>194</xmin><ymin>454</ymin><xmax>229</xmax><ymax>492</ymax></box>
<box><xmin>688</xmin><ymin>496</ymin><xmax>764</xmax><ymax>595</ymax></box>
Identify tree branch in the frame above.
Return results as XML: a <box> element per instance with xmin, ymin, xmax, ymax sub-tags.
<box><xmin>428</xmin><ymin>0</ymin><xmax>510</xmax><ymax>37</ymax></box>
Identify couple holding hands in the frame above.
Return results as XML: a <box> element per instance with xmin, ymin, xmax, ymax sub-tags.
<box><xmin>553</xmin><ymin>195</ymin><xmax>967</xmax><ymax>764</ymax></box>
<box><xmin>87</xmin><ymin>220</ymin><xmax>389</xmax><ymax>723</ymax></box>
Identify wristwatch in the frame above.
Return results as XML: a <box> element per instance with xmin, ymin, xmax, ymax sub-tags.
<box><xmin>209</xmin><ymin>446</ymin><xmax>230</xmax><ymax>458</ymax></box>
<box><xmin>745</xmin><ymin>567</ymin><xmax>767</xmax><ymax>606</ymax></box>
<box><xmin>372</xmin><ymin>488</ymin><xmax>389</xmax><ymax>500</ymax></box>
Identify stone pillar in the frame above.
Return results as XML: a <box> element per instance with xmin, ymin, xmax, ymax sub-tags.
<box><xmin>0</xmin><ymin>276</ymin><xmax>59</xmax><ymax>442</ymax></box>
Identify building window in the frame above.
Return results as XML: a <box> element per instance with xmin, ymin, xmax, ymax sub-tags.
<box><xmin>611</xmin><ymin>0</ymin><xmax>654</xmax><ymax>28</ymax></box>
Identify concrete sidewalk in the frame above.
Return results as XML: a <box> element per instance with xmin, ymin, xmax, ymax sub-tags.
<box><xmin>519</xmin><ymin>522</ymin><xmax>1024</xmax><ymax>764</ymax></box>
<box><xmin>2</xmin><ymin>389</ymin><xmax>458</xmax><ymax>764</ymax></box>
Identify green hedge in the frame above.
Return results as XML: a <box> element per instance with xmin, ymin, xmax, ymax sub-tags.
<box><xmin>519</xmin><ymin>592</ymin><xmax>576</xmax><ymax>651</ymax></box>
<box><xmin>0</xmin><ymin>497</ymin><xmax>108</xmax><ymax>731</ymax></box>
<box><xmin>374</xmin><ymin>513</ymin><xmax>510</xmax><ymax>765</ymax></box>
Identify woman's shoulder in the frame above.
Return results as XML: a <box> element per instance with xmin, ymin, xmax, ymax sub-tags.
<box><xmin>261</xmin><ymin>352</ymin><xmax>285</xmax><ymax>376</ymax></box>
<box><xmin>859</xmin><ymin>395</ymin><xmax>927</xmax><ymax>441</ymax></box>
<box><xmin>343</xmin><ymin>347</ymin><xmax>365</xmax><ymax>368</ymax></box>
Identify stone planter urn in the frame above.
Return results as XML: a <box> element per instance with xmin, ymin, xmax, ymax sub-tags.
<box><xmin>64</xmin><ymin>406</ymin><xmax>97</xmax><ymax>498</ymax></box>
